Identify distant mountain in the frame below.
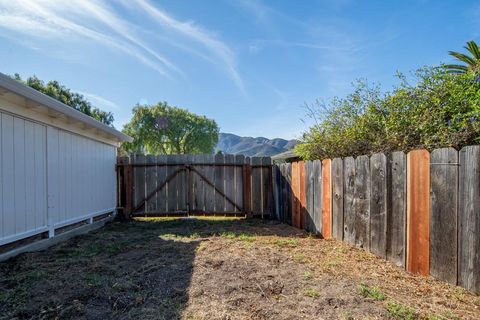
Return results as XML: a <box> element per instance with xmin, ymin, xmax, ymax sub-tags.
<box><xmin>215</xmin><ymin>133</ymin><xmax>298</xmax><ymax>157</ymax></box>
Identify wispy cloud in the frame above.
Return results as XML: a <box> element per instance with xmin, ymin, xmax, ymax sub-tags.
<box><xmin>77</xmin><ymin>91</ymin><xmax>121</xmax><ymax>112</ymax></box>
<box><xmin>0</xmin><ymin>0</ymin><xmax>174</xmax><ymax>76</ymax></box>
<box><xmin>231</xmin><ymin>0</ymin><xmax>304</xmax><ymax>28</ymax></box>
<box><xmin>0</xmin><ymin>0</ymin><xmax>244</xmax><ymax>92</ymax></box>
<box><xmin>128</xmin><ymin>0</ymin><xmax>245</xmax><ymax>94</ymax></box>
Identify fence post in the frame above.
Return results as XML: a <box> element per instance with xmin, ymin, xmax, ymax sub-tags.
<box><xmin>406</xmin><ymin>149</ymin><xmax>430</xmax><ymax>276</ymax></box>
<box><xmin>321</xmin><ymin>159</ymin><xmax>332</xmax><ymax>239</ymax></box>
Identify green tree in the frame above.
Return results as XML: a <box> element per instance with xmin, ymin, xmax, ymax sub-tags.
<box><xmin>13</xmin><ymin>74</ymin><xmax>114</xmax><ymax>125</ymax></box>
<box><xmin>121</xmin><ymin>102</ymin><xmax>219</xmax><ymax>155</ymax></box>
<box><xmin>445</xmin><ymin>40</ymin><xmax>480</xmax><ymax>74</ymax></box>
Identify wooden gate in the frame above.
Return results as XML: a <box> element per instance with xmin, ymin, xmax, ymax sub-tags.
<box><xmin>117</xmin><ymin>154</ymin><xmax>274</xmax><ymax>218</ymax></box>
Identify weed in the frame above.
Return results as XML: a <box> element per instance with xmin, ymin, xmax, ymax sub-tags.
<box><xmin>304</xmin><ymin>288</ymin><xmax>320</xmax><ymax>299</ymax></box>
<box><xmin>452</xmin><ymin>287</ymin><xmax>467</xmax><ymax>302</ymax></box>
<box><xmin>474</xmin><ymin>297</ymin><xmax>480</xmax><ymax>307</ymax></box>
<box><xmin>387</xmin><ymin>302</ymin><xmax>417</xmax><ymax>320</ymax></box>
<box><xmin>273</xmin><ymin>239</ymin><xmax>299</xmax><ymax>248</ymax></box>
<box><xmin>68</xmin><ymin>240</ymin><xmax>127</xmax><ymax>257</ymax></box>
<box><xmin>341</xmin><ymin>310</ymin><xmax>354</xmax><ymax>320</ymax></box>
<box><xmin>427</xmin><ymin>311</ymin><xmax>460</xmax><ymax>320</ymax></box>
<box><xmin>219</xmin><ymin>231</ymin><xmax>236</xmax><ymax>239</ymax></box>
<box><xmin>242</xmin><ymin>242</ymin><xmax>255</xmax><ymax>249</ymax></box>
<box><xmin>160</xmin><ymin>233</ymin><xmax>179</xmax><ymax>239</ymax></box>
<box><xmin>218</xmin><ymin>232</ymin><xmax>256</xmax><ymax>242</ymax></box>
<box><xmin>293</xmin><ymin>253</ymin><xmax>307</xmax><ymax>263</ymax></box>
<box><xmin>325</xmin><ymin>258</ymin><xmax>341</xmax><ymax>269</ymax></box>
<box><xmin>195</xmin><ymin>242</ymin><xmax>207</xmax><ymax>253</ymax></box>
<box><xmin>83</xmin><ymin>273</ymin><xmax>104</xmax><ymax>287</ymax></box>
<box><xmin>303</xmin><ymin>271</ymin><xmax>314</xmax><ymax>280</ymax></box>
<box><xmin>358</xmin><ymin>283</ymin><xmax>385</xmax><ymax>301</ymax></box>
<box><xmin>237</xmin><ymin>233</ymin><xmax>256</xmax><ymax>242</ymax></box>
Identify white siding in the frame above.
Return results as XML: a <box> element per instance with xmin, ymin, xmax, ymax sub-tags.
<box><xmin>47</xmin><ymin>127</ymin><xmax>116</xmax><ymax>228</ymax></box>
<box><xmin>0</xmin><ymin>112</ymin><xmax>47</xmax><ymax>244</ymax></box>
<box><xmin>0</xmin><ymin>110</ymin><xmax>116</xmax><ymax>246</ymax></box>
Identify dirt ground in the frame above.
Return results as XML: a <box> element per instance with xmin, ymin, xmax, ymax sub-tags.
<box><xmin>0</xmin><ymin>218</ymin><xmax>479</xmax><ymax>320</ymax></box>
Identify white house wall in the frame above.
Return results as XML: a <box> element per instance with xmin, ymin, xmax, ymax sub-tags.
<box><xmin>0</xmin><ymin>110</ymin><xmax>117</xmax><ymax>246</ymax></box>
<box><xmin>47</xmin><ymin>127</ymin><xmax>116</xmax><ymax>229</ymax></box>
<box><xmin>1</xmin><ymin>112</ymin><xmax>47</xmax><ymax>244</ymax></box>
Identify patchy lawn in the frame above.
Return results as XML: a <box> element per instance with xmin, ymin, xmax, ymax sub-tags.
<box><xmin>0</xmin><ymin>218</ymin><xmax>479</xmax><ymax>320</ymax></box>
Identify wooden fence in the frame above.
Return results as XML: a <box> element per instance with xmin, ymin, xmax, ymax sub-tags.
<box><xmin>275</xmin><ymin>146</ymin><xmax>480</xmax><ymax>294</ymax></box>
<box><xmin>117</xmin><ymin>154</ymin><xmax>274</xmax><ymax>218</ymax></box>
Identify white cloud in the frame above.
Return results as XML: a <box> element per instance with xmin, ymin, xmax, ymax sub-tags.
<box><xmin>77</xmin><ymin>91</ymin><xmax>121</xmax><ymax>111</ymax></box>
<box><xmin>129</xmin><ymin>0</ymin><xmax>245</xmax><ymax>95</ymax></box>
<box><xmin>0</xmin><ymin>0</ymin><xmax>173</xmax><ymax>76</ymax></box>
<box><xmin>0</xmin><ymin>0</ymin><xmax>244</xmax><ymax>92</ymax></box>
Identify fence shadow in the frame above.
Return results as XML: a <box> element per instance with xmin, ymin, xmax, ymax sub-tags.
<box><xmin>0</xmin><ymin>221</ymin><xmax>201</xmax><ymax>319</ymax></box>
<box><xmin>132</xmin><ymin>217</ymin><xmax>305</xmax><ymax>239</ymax></box>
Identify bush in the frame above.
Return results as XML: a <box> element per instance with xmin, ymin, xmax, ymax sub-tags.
<box><xmin>296</xmin><ymin>67</ymin><xmax>480</xmax><ymax>160</ymax></box>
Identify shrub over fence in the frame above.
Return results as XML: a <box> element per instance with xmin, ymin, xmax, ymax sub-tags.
<box><xmin>274</xmin><ymin>145</ymin><xmax>480</xmax><ymax>294</ymax></box>
<box><xmin>296</xmin><ymin>68</ymin><xmax>480</xmax><ymax>160</ymax></box>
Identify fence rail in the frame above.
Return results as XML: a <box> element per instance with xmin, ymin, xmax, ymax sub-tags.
<box><xmin>274</xmin><ymin>145</ymin><xmax>480</xmax><ymax>294</ymax></box>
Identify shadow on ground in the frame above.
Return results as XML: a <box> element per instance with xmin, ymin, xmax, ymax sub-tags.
<box><xmin>0</xmin><ymin>218</ymin><xmax>299</xmax><ymax>319</ymax></box>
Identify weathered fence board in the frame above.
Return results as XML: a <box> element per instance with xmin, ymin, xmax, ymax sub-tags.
<box><xmin>145</xmin><ymin>155</ymin><xmax>157</xmax><ymax>213</ymax></box>
<box><xmin>458</xmin><ymin>146</ymin><xmax>480</xmax><ymax>293</ymax></box>
<box><xmin>202</xmin><ymin>155</ymin><xmax>214</xmax><ymax>213</ymax></box>
<box><xmin>370</xmin><ymin>153</ymin><xmax>387</xmax><ymax>258</ymax></box>
<box><xmin>343</xmin><ymin>157</ymin><xmax>356</xmax><ymax>245</ymax></box>
<box><xmin>156</xmin><ymin>155</ymin><xmax>168</xmax><ymax>213</ymax></box>
<box><xmin>291</xmin><ymin>161</ymin><xmax>301</xmax><ymax>228</ymax></box>
<box><xmin>277</xmin><ymin>164</ymin><xmax>285</xmax><ymax>221</ymax></box>
<box><xmin>407</xmin><ymin>149</ymin><xmax>430</xmax><ymax>275</ymax></box>
<box><xmin>331</xmin><ymin>158</ymin><xmax>343</xmax><ymax>240</ymax></box>
<box><xmin>429</xmin><ymin>148</ymin><xmax>458</xmax><ymax>285</ymax></box>
<box><xmin>225</xmin><ymin>154</ymin><xmax>236</xmax><ymax>212</ymax></box>
<box><xmin>283</xmin><ymin>163</ymin><xmax>292</xmax><ymax>224</ymax></box>
<box><xmin>214</xmin><ymin>154</ymin><xmax>225</xmax><ymax>212</ymax></box>
<box><xmin>262</xmin><ymin>157</ymin><xmax>273</xmax><ymax>217</ymax></box>
<box><xmin>235</xmin><ymin>155</ymin><xmax>245</xmax><ymax>213</ymax></box>
<box><xmin>386</xmin><ymin>152</ymin><xmax>406</xmax><ymax>267</ymax></box>
<box><xmin>313</xmin><ymin>160</ymin><xmax>322</xmax><ymax>235</ymax></box>
<box><xmin>178</xmin><ymin>154</ymin><xmax>189</xmax><ymax>211</ymax></box>
<box><xmin>244</xmin><ymin>157</ymin><xmax>252</xmax><ymax>215</ymax></box>
<box><xmin>167</xmin><ymin>154</ymin><xmax>177</xmax><ymax>212</ymax></box>
<box><xmin>353</xmin><ymin>155</ymin><xmax>371</xmax><ymax>249</ymax></box>
<box><xmin>251</xmin><ymin>157</ymin><xmax>263</xmax><ymax>217</ymax></box>
<box><xmin>305</xmin><ymin>161</ymin><xmax>315</xmax><ymax>233</ymax></box>
<box><xmin>321</xmin><ymin>159</ymin><xmax>332</xmax><ymax>239</ymax></box>
<box><xmin>133</xmin><ymin>154</ymin><xmax>146</xmax><ymax>210</ymax></box>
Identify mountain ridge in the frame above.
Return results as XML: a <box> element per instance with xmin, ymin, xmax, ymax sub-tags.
<box><xmin>215</xmin><ymin>133</ymin><xmax>298</xmax><ymax>157</ymax></box>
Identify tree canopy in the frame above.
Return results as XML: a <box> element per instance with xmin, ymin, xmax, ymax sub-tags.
<box><xmin>296</xmin><ymin>67</ymin><xmax>480</xmax><ymax>160</ymax></box>
<box><xmin>121</xmin><ymin>102</ymin><xmax>219</xmax><ymax>155</ymax></box>
<box><xmin>445</xmin><ymin>40</ymin><xmax>480</xmax><ymax>74</ymax></box>
<box><xmin>13</xmin><ymin>74</ymin><xmax>114</xmax><ymax>126</ymax></box>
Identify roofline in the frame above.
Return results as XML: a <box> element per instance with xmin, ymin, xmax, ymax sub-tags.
<box><xmin>0</xmin><ymin>72</ymin><xmax>132</xmax><ymax>143</ymax></box>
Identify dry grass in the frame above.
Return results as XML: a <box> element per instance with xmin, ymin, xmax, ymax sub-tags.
<box><xmin>0</xmin><ymin>217</ymin><xmax>478</xmax><ymax>319</ymax></box>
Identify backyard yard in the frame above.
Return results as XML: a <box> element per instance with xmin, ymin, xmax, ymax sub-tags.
<box><xmin>0</xmin><ymin>218</ymin><xmax>479</xmax><ymax>320</ymax></box>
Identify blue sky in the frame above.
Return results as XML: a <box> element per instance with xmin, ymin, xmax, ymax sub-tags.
<box><xmin>0</xmin><ymin>0</ymin><xmax>478</xmax><ymax>139</ymax></box>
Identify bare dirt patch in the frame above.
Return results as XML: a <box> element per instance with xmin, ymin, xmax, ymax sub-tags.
<box><xmin>0</xmin><ymin>218</ymin><xmax>478</xmax><ymax>319</ymax></box>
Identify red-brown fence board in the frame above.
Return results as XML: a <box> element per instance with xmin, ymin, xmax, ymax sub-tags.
<box><xmin>406</xmin><ymin>149</ymin><xmax>430</xmax><ymax>275</ymax></box>
<box><xmin>321</xmin><ymin>159</ymin><xmax>332</xmax><ymax>239</ymax></box>
<box><xmin>291</xmin><ymin>161</ymin><xmax>301</xmax><ymax>228</ymax></box>
<box><xmin>299</xmin><ymin>161</ymin><xmax>306</xmax><ymax>230</ymax></box>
